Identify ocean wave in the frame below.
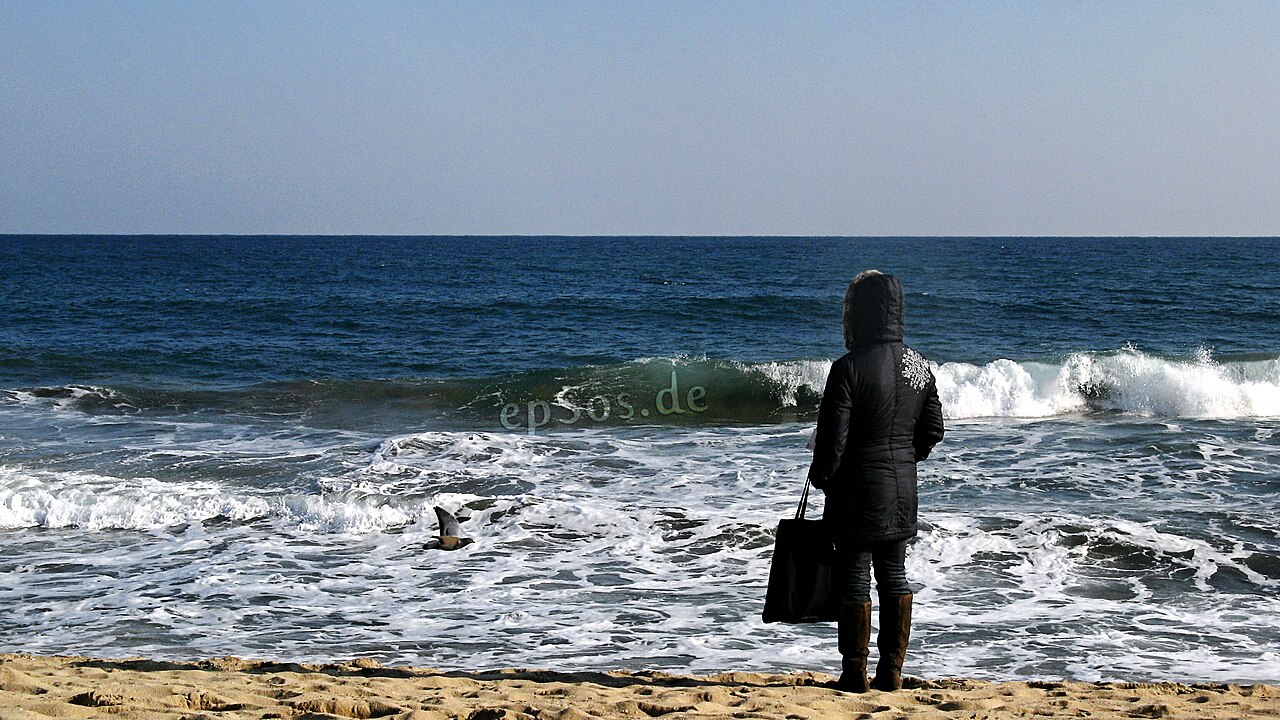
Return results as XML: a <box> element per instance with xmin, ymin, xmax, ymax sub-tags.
<box><xmin>2</xmin><ymin>384</ymin><xmax>140</xmax><ymax>412</ymax></box>
<box><xmin>0</xmin><ymin>358</ymin><xmax>833</xmax><ymax>426</ymax></box>
<box><xmin>936</xmin><ymin>347</ymin><xmax>1280</xmax><ymax>419</ymax></box>
<box><xmin>3</xmin><ymin>348</ymin><xmax>1278</xmax><ymax>425</ymax></box>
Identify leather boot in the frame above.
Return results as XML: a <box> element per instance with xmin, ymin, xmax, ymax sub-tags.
<box><xmin>872</xmin><ymin>593</ymin><xmax>912</xmax><ymax>691</ymax></box>
<box><xmin>834</xmin><ymin>600</ymin><xmax>872</xmax><ymax>692</ymax></box>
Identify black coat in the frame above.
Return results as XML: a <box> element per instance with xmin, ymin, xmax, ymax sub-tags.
<box><xmin>808</xmin><ymin>273</ymin><xmax>944</xmax><ymax>546</ymax></box>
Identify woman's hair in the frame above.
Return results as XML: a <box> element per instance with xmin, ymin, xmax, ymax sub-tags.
<box><xmin>843</xmin><ymin>269</ymin><xmax>884</xmax><ymax>350</ymax></box>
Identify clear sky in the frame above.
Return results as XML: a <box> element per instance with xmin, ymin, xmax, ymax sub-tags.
<box><xmin>2</xmin><ymin>1</ymin><xmax>1277</xmax><ymax>236</ymax></box>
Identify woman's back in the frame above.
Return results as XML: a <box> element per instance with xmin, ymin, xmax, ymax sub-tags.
<box><xmin>809</xmin><ymin>273</ymin><xmax>944</xmax><ymax>545</ymax></box>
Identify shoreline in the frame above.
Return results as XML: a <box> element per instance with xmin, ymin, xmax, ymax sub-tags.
<box><xmin>2</xmin><ymin>653</ymin><xmax>1277</xmax><ymax>719</ymax></box>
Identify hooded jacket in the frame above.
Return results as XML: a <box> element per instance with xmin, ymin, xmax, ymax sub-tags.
<box><xmin>808</xmin><ymin>272</ymin><xmax>944</xmax><ymax>545</ymax></box>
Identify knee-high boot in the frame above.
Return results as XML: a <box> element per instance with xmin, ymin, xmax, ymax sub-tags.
<box><xmin>835</xmin><ymin>600</ymin><xmax>872</xmax><ymax>692</ymax></box>
<box><xmin>872</xmin><ymin>593</ymin><xmax>912</xmax><ymax>691</ymax></box>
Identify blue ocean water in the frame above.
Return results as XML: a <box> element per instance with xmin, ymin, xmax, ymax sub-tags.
<box><xmin>1</xmin><ymin>236</ymin><xmax>1278</xmax><ymax>681</ymax></box>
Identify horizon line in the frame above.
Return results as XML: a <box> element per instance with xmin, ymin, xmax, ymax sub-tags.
<box><xmin>2</xmin><ymin>233</ymin><xmax>1278</xmax><ymax>240</ymax></box>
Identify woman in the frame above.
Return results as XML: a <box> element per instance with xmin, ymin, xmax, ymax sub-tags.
<box><xmin>809</xmin><ymin>270</ymin><xmax>944</xmax><ymax>693</ymax></box>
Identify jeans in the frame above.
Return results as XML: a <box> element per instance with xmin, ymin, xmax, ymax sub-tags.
<box><xmin>839</xmin><ymin>538</ymin><xmax>910</xmax><ymax>602</ymax></box>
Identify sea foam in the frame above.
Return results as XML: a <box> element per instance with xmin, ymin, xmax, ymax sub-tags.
<box><xmin>0</xmin><ymin>466</ymin><xmax>444</xmax><ymax>533</ymax></box>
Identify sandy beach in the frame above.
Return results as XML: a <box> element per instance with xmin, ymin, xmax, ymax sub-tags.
<box><xmin>1</xmin><ymin>654</ymin><xmax>1276</xmax><ymax>720</ymax></box>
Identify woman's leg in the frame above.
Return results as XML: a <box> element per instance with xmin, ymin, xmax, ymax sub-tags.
<box><xmin>842</xmin><ymin>544</ymin><xmax>874</xmax><ymax>602</ymax></box>
<box><xmin>834</xmin><ymin>544</ymin><xmax>873</xmax><ymax>692</ymax></box>
<box><xmin>870</xmin><ymin>539</ymin><xmax>909</xmax><ymax>596</ymax></box>
<box><xmin>871</xmin><ymin>539</ymin><xmax>912</xmax><ymax>690</ymax></box>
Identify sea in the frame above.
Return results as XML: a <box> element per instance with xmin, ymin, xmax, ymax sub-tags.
<box><xmin>1</xmin><ymin>236</ymin><xmax>1277</xmax><ymax>683</ymax></box>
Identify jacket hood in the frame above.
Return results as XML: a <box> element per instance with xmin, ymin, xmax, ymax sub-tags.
<box><xmin>842</xmin><ymin>271</ymin><xmax>904</xmax><ymax>350</ymax></box>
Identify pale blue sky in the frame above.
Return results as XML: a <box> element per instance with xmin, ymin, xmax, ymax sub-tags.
<box><xmin>2</xmin><ymin>1</ymin><xmax>1277</xmax><ymax>235</ymax></box>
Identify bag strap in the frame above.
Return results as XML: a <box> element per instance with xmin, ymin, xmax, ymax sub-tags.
<box><xmin>795</xmin><ymin>476</ymin><xmax>812</xmax><ymax>520</ymax></box>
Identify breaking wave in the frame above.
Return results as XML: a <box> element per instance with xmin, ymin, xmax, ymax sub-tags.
<box><xmin>3</xmin><ymin>348</ymin><xmax>1278</xmax><ymax>425</ymax></box>
<box><xmin>936</xmin><ymin>347</ymin><xmax>1280</xmax><ymax>419</ymax></box>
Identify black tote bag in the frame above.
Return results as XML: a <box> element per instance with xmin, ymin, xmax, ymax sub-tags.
<box><xmin>761</xmin><ymin>478</ymin><xmax>843</xmax><ymax>623</ymax></box>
